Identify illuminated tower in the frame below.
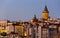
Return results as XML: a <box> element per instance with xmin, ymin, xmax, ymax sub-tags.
<box><xmin>42</xmin><ymin>5</ymin><xmax>49</xmax><ymax>20</ymax></box>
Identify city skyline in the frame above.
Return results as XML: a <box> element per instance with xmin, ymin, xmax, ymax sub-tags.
<box><xmin>0</xmin><ymin>0</ymin><xmax>60</xmax><ymax>21</ymax></box>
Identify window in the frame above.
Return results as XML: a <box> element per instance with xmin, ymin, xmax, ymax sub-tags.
<box><xmin>41</xmin><ymin>28</ymin><xmax>49</xmax><ymax>38</ymax></box>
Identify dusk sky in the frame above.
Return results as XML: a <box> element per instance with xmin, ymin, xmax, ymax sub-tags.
<box><xmin>0</xmin><ymin>0</ymin><xmax>60</xmax><ymax>21</ymax></box>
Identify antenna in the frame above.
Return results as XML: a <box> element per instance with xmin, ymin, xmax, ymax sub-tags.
<box><xmin>45</xmin><ymin>0</ymin><xmax>47</xmax><ymax>6</ymax></box>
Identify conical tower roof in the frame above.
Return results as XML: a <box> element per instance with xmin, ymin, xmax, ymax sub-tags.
<box><xmin>43</xmin><ymin>5</ymin><xmax>49</xmax><ymax>13</ymax></box>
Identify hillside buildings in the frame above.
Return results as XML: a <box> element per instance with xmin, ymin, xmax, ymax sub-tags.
<box><xmin>0</xmin><ymin>6</ymin><xmax>60</xmax><ymax>38</ymax></box>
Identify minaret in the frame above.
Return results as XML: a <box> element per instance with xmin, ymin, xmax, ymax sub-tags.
<box><xmin>42</xmin><ymin>5</ymin><xmax>49</xmax><ymax>20</ymax></box>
